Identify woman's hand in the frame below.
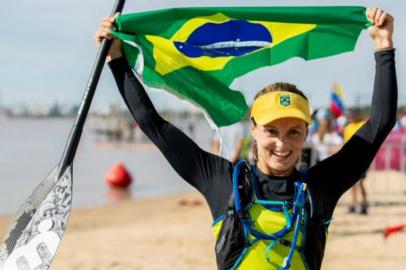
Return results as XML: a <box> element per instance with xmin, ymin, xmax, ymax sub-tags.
<box><xmin>367</xmin><ymin>7</ymin><xmax>394</xmax><ymax>51</ymax></box>
<box><xmin>95</xmin><ymin>13</ymin><xmax>122</xmax><ymax>62</ymax></box>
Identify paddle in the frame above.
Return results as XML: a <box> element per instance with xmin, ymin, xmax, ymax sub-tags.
<box><xmin>0</xmin><ymin>0</ymin><xmax>125</xmax><ymax>269</ymax></box>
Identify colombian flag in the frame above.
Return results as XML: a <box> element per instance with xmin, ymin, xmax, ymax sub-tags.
<box><xmin>112</xmin><ymin>6</ymin><xmax>370</xmax><ymax>127</ymax></box>
<box><xmin>331</xmin><ymin>83</ymin><xmax>345</xmax><ymax>118</ymax></box>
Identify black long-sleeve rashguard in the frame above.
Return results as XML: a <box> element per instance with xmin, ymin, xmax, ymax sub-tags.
<box><xmin>108</xmin><ymin>50</ymin><xmax>397</xmax><ymax>270</ymax></box>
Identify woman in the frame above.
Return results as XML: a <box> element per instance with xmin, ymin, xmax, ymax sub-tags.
<box><xmin>310</xmin><ymin>109</ymin><xmax>343</xmax><ymax>163</ymax></box>
<box><xmin>96</xmin><ymin>7</ymin><xmax>396</xmax><ymax>270</ymax></box>
<box><xmin>344</xmin><ymin>108</ymin><xmax>369</xmax><ymax>214</ymax></box>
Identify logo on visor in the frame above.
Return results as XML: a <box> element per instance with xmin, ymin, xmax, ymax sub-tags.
<box><xmin>280</xmin><ymin>95</ymin><xmax>291</xmax><ymax>107</ymax></box>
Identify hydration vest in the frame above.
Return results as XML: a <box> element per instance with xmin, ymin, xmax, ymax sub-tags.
<box><xmin>212</xmin><ymin>160</ymin><xmax>314</xmax><ymax>270</ymax></box>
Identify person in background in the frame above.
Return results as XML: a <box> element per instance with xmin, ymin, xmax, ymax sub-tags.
<box><xmin>344</xmin><ymin>108</ymin><xmax>368</xmax><ymax>214</ymax></box>
<box><xmin>398</xmin><ymin>113</ymin><xmax>406</xmax><ymax>132</ymax></box>
<box><xmin>211</xmin><ymin>121</ymin><xmax>247</xmax><ymax>164</ymax></box>
<box><xmin>310</xmin><ymin>109</ymin><xmax>344</xmax><ymax>162</ymax></box>
<box><xmin>335</xmin><ymin>114</ymin><xmax>348</xmax><ymax>137</ymax></box>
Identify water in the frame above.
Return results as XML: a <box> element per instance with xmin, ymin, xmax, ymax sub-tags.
<box><xmin>0</xmin><ymin>117</ymin><xmax>213</xmax><ymax>216</ymax></box>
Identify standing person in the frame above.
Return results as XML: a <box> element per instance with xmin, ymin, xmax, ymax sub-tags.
<box><xmin>344</xmin><ymin>108</ymin><xmax>368</xmax><ymax>214</ymax></box>
<box><xmin>212</xmin><ymin>121</ymin><xmax>247</xmax><ymax>164</ymax></box>
<box><xmin>310</xmin><ymin>109</ymin><xmax>344</xmax><ymax>162</ymax></box>
<box><xmin>96</xmin><ymin>7</ymin><xmax>396</xmax><ymax>270</ymax></box>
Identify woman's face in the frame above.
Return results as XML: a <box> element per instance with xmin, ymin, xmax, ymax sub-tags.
<box><xmin>251</xmin><ymin>117</ymin><xmax>308</xmax><ymax>176</ymax></box>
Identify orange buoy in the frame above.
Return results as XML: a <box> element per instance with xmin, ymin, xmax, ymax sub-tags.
<box><xmin>105</xmin><ymin>162</ymin><xmax>133</xmax><ymax>188</ymax></box>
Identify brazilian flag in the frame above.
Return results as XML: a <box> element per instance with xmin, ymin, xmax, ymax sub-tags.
<box><xmin>112</xmin><ymin>6</ymin><xmax>371</xmax><ymax>127</ymax></box>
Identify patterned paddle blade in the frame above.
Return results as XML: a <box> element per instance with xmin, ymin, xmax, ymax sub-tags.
<box><xmin>0</xmin><ymin>165</ymin><xmax>72</xmax><ymax>270</ymax></box>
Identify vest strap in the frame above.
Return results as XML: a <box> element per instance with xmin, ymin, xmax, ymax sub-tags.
<box><xmin>231</xmin><ymin>160</ymin><xmax>310</xmax><ymax>270</ymax></box>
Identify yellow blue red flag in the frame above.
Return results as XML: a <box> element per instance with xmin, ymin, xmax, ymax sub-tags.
<box><xmin>331</xmin><ymin>83</ymin><xmax>345</xmax><ymax>118</ymax></box>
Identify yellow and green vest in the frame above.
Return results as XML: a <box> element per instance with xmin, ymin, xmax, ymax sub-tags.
<box><xmin>212</xmin><ymin>161</ymin><xmax>311</xmax><ymax>270</ymax></box>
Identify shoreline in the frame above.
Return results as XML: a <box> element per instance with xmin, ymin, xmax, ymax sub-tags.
<box><xmin>1</xmin><ymin>171</ymin><xmax>405</xmax><ymax>269</ymax></box>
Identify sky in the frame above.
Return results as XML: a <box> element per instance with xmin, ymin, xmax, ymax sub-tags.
<box><xmin>0</xmin><ymin>0</ymin><xmax>404</xmax><ymax>113</ymax></box>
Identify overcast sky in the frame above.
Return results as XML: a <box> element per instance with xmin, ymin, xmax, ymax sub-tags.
<box><xmin>0</xmin><ymin>0</ymin><xmax>404</xmax><ymax>113</ymax></box>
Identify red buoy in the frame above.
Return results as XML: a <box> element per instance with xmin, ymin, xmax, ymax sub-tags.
<box><xmin>105</xmin><ymin>162</ymin><xmax>132</xmax><ymax>188</ymax></box>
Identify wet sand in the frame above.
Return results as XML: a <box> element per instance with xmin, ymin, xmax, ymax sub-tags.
<box><xmin>0</xmin><ymin>171</ymin><xmax>405</xmax><ymax>269</ymax></box>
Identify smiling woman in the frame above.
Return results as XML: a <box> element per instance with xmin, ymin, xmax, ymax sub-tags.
<box><xmin>95</xmin><ymin>6</ymin><xmax>397</xmax><ymax>270</ymax></box>
<box><xmin>250</xmin><ymin>83</ymin><xmax>310</xmax><ymax>176</ymax></box>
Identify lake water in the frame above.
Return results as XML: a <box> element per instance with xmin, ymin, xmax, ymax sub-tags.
<box><xmin>0</xmin><ymin>117</ymin><xmax>213</xmax><ymax>216</ymax></box>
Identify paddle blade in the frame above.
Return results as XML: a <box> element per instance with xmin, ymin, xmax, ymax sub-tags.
<box><xmin>0</xmin><ymin>165</ymin><xmax>72</xmax><ymax>270</ymax></box>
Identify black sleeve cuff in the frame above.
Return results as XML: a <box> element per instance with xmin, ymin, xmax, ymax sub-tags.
<box><xmin>374</xmin><ymin>49</ymin><xmax>395</xmax><ymax>63</ymax></box>
<box><xmin>107</xmin><ymin>57</ymin><xmax>130</xmax><ymax>72</ymax></box>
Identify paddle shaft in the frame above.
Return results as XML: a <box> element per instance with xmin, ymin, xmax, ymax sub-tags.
<box><xmin>57</xmin><ymin>0</ymin><xmax>125</xmax><ymax>179</ymax></box>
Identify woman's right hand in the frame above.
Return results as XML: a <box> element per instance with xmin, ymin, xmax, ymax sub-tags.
<box><xmin>95</xmin><ymin>13</ymin><xmax>122</xmax><ymax>62</ymax></box>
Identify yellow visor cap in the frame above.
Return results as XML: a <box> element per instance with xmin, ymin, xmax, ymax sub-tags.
<box><xmin>251</xmin><ymin>91</ymin><xmax>311</xmax><ymax>125</ymax></box>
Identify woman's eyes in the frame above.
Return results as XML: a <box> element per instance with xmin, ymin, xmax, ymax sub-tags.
<box><xmin>288</xmin><ymin>129</ymin><xmax>302</xmax><ymax>137</ymax></box>
<box><xmin>288</xmin><ymin>129</ymin><xmax>299</xmax><ymax>135</ymax></box>
<box><xmin>266</xmin><ymin>129</ymin><xmax>279</xmax><ymax>135</ymax></box>
<box><xmin>265</xmin><ymin>128</ymin><xmax>302</xmax><ymax>137</ymax></box>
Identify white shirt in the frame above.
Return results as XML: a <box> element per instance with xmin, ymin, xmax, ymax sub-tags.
<box><xmin>214</xmin><ymin>122</ymin><xmax>246</xmax><ymax>161</ymax></box>
<box><xmin>311</xmin><ymin>132</ymin><xmax>343</xmax><ymax>161</ymax></box>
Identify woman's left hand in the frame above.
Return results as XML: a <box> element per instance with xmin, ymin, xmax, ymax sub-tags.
<box><xmin>367</xmin><ymin>7</ymin><xmax>394</xmax><ymax>50</ymax></box>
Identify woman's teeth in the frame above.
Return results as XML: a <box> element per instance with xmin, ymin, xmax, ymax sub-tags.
<box><xmin>271</xmin><ymin>151</ymin><xmax>291</xmax><ymax>158</ymax></box>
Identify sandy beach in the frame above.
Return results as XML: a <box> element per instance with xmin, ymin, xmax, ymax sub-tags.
<box><xmin>1</xmin><ymin>171</ymin><xmax>405</xmax><ymax>270</ymax></box>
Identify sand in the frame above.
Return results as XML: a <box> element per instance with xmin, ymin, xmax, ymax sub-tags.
<box><xmin>1</xmin><ymin>171</ymin><xmax>405</xmax><ymax>270</ymax></box>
